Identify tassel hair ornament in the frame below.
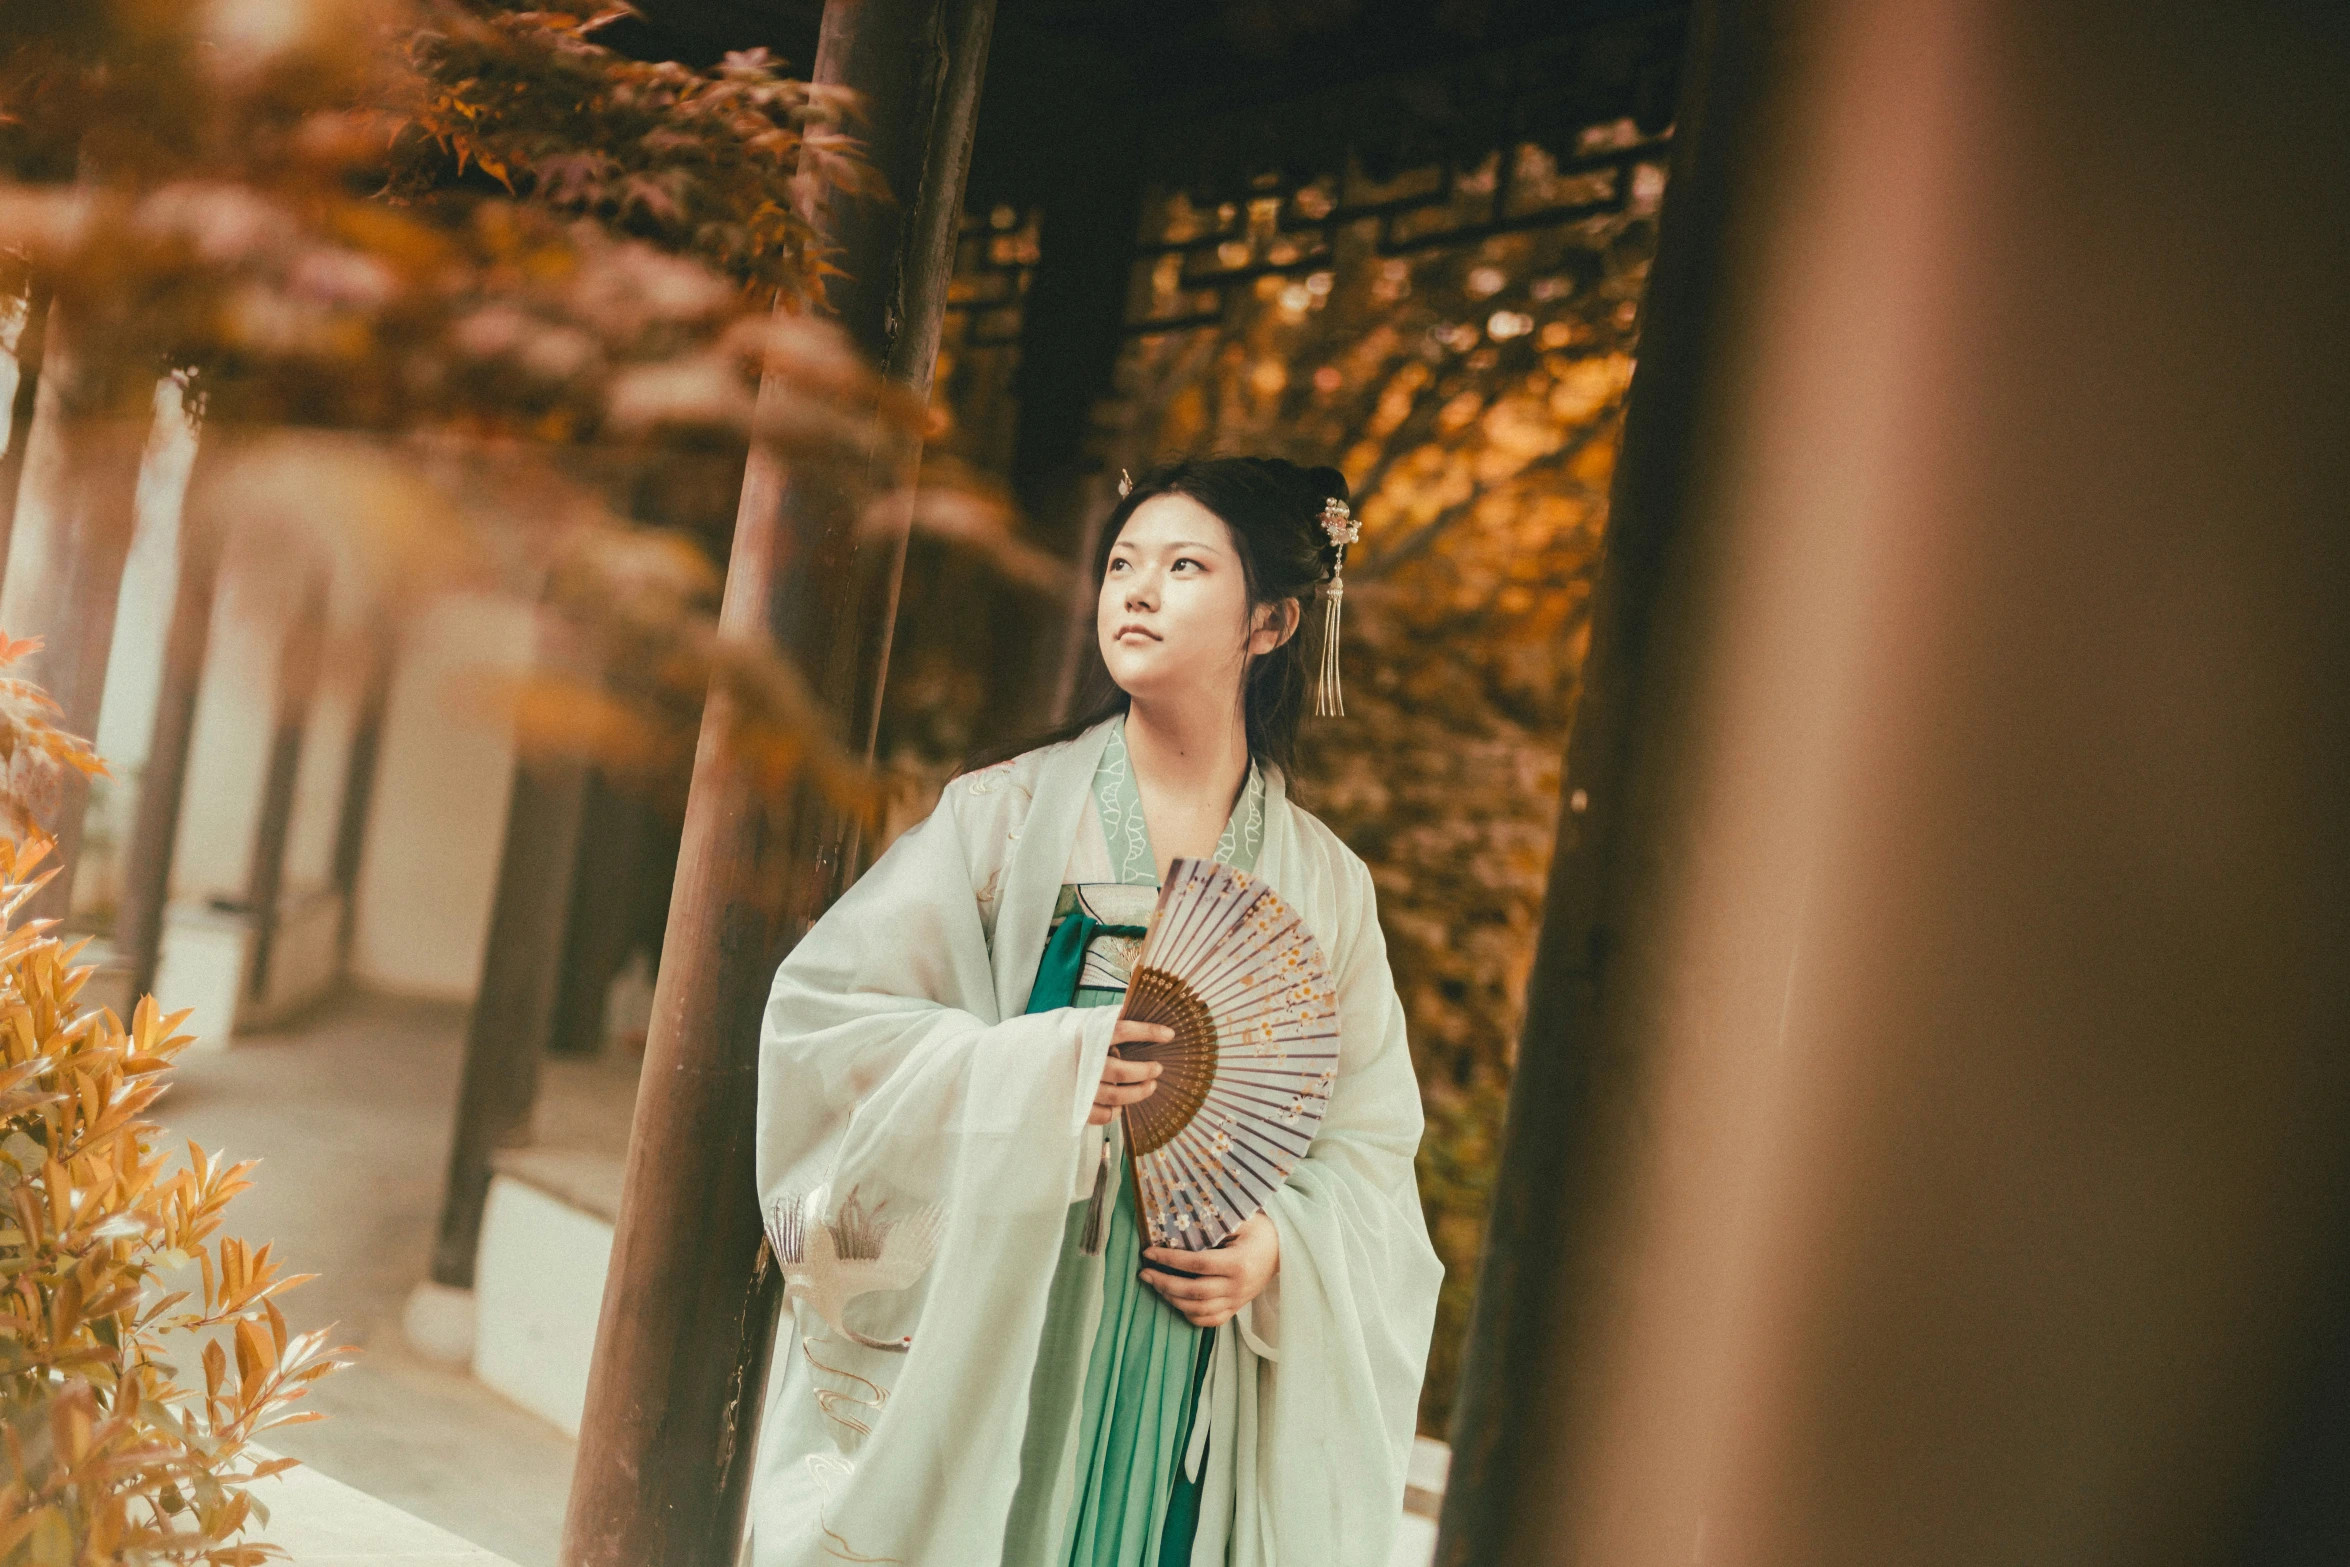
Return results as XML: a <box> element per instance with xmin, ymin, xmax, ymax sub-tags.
<box><xmin>1314</xmin><ymin>495</ymin><xmax>1360</xmax><ymax>717</ymax></box>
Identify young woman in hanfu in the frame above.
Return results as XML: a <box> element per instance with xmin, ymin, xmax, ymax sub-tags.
<box><xmin>752</xmin><ymin>457</ymin><xmax>1441</xmax><ymax>1567</ymax></box>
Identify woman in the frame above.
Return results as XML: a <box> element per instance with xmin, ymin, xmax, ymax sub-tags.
<box><xmin>753</xmin><ymin>457</ymin><xmax>1441</xmax><ymax>1567</ymax></box>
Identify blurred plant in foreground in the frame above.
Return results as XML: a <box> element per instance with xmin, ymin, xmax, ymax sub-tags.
<box><xmin>0</xmin><ymin>0</ymin><xmax>935</xmax><ymax>858</ymax></box>
<box><xmin>0</xmin><ymin>639</ymin><xmax>346</xmax><ymax>1561</ymax></box>
<box><xmin>0</xmin><ymin>634</ymin><xmax>111</xmax><ymax>839</ymax></box>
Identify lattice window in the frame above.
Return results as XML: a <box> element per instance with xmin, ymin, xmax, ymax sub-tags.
<box><xmin>930</xmin><ymin>204</ymin><xmax>1041</xmax><ymax>473</ymax></box>
<box><xmin>1128</xmin><ymin>122</ymin><xmax>1669</xmax><ymax>337</ymax></box>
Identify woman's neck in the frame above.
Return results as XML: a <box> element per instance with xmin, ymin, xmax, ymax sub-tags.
<box><xmin>1122</xmin><ymin>697</ymin><xmax>1250</xmax><ymax>829</ymax></box>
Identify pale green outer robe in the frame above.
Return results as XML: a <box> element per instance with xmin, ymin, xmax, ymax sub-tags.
<box><xmin>750</xmin><ymin>718</ymin><xmax>1442</xmax><ymax>1567</ymax></box>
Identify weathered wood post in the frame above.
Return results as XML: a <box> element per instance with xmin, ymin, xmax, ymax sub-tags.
<box><xmin>241</xmin><ymin>568</ymin><xmax>328</xmax><ymax>1002</ymax></box>
<box><xmin>0</xmin><ymin>285</ymin><xmax>53</xmax><ymax>588</ymax></box>
<box><xmin>327</xmin><ymin>610</ymin><xmax>397</xmax><ymax>957</ymax></box>
<box><xmin>116</xmin><ymin>421</ymin><xmax>226</xmax><ymax>1002</ymax></box>
<box><xmin>1435</xmin><ymin>1</ymin><xmax>1763</xmax><ymax>1555</ymax></box>
<box><xmin>430</xmin><ymin>723</ymin><xmax>591</xmax><ymax>1286</ymax></box>
<box><xmin>1442</xmin><ymin>0</ymin><xmax>2350</xmax><ymax>1560</ymax></box>
<box><xmin>559</xmin><ymin>1</ymin><xmax>995</xmax><ymax>1561</ymax></box>
<box><xmin>0</xmin><ymin>314</ymin><xmax>157</xmax><ymax>922</ymax></box>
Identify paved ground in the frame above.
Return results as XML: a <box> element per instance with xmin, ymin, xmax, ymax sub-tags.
<box><xmin>162</xmin><ymin>994</ymin><xmax>577</xmax><ymax>1566</ymax></box>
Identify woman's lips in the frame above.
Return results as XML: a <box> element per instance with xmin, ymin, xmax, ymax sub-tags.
<box><xmin>1114</xmin><ymin>625</ymin><xmax>1161</xmax><ymax>642</ymax></box>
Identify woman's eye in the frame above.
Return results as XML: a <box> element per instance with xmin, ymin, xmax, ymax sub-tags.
<box><xmin>1172</xmin><ymin>558</ymin><xmax>1199</xmax><ymax>573</ymax></box>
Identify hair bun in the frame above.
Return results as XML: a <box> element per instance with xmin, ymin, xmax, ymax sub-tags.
<box><xmin>1305</xmin><ymin>465</ymin><xmax>1351</xmax><ymax>508</ymax></box>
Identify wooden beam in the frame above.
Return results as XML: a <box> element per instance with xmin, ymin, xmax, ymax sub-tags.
<box><xmin>559</xmin><ymin>0</ymin><xmax>996</xmax><ymax>1560</ymax></box>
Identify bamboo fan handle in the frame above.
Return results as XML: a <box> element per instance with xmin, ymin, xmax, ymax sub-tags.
<box><xmin>1114</xmin><ymin>966</ymin><xmax>1217</xmax><ymax>1156</ymax></box>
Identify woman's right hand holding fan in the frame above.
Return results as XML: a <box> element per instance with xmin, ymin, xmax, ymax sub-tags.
<box><xmin>1089</xmin><ymin>1020</ymin><xmax>1173</xmax><ymax>1126</ymax></box>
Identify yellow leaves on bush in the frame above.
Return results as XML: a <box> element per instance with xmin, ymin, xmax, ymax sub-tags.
<box><xmin>0</xmin><ymin>826</ymin><xmax>352</xmax><ymax>1561</ymax></box>
<box><xmin>0</xmin><ymin>638</ymin><xmax>108</xmax><ymax>838</ymax></box>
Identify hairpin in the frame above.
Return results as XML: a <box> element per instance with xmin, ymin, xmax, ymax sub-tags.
<box><xmin>1117</xmin><ymin>469</ymin><xmax>1134</xmax><ymax>498</ymax></box>
<box><xmin>1316</xmin><ymin>496</ymin><xmax>1359</xmax><ymax>718</ymax></box>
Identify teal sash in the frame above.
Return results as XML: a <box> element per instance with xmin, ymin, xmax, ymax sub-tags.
<box><xmin>1028</xmin><ymin>903</ymin><xmax>1148</xmax><ymax>1016</ymax></box>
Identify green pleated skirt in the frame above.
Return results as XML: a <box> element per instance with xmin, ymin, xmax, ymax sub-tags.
<box><xmin>1002</xmin><ymin>1106</ymin><xmax>1212</xmax><ymax>1565</ymax></box>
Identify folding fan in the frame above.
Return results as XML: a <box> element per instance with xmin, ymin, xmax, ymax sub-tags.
<box><xmin>1112</xmin><ymin>858</ymin><xmax>1342</xmax><ymax>1251</ymax></box>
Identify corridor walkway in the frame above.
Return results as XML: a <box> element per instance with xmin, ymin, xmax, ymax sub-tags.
<box><xmin>162</xmin><ymin>994</ymin><xmax>575</xmax><ymax>1566</ymax></box>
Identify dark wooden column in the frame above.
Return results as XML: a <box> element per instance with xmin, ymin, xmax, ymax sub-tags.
<box><xmin>242</xmin><ymin>569</ymin><xmax>330</xmax><ymax>1003</ymax></box>
<box><xmin>0</xmin><ymin>311</ymin><xmax>153</xmax><ymax>921</ymax></box>
<box><xmin>329</xmin><ymin>608</ymin><xmax>398</xmax><ymax>960</ymax></box>
<box><xmin>430</xmin><ymin>738</ymin><xmax>591</xmax><ymax>1286</ymax></box>
<box><xmin>0</xmin><ymin>284</ymin><xmax>53</xmax><ymax>592</ymax></box>
<box><xmin>1435</xmin><ymin>2</ymin><xmax>1765</xmax><ymax>1555</ymax></box>
<box><xmin>1442</xmin><ymin>0</ymin><xmax>2350</xmax><ymax>1561</ymax></box>
<box><xmin>117</xmin><ymin>424</ymin><xmax>227</xmax><ymax>1001</ymax></box>
<box><xmin>546</xmin><ymin>770</ymin><xmax>662</xmax><ymax>1059</ymax></box>
<box><xmin>1003</xmin><ymin>118</ymin><xmax>1145</xmax><ymax>733</ymax></box>
<box><xmin>559</xmin><ymin>2</ymin><xmax>995</xmax><ymax>1562</ymax></box>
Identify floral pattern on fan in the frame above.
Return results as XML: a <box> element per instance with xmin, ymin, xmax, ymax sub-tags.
<box><xmin>1113</xmin><ymin>858</ymin><xmax>1342</xmax><ymax>1250</ymax></box>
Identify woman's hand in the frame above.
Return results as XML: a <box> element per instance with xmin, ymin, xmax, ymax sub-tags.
<box><xmin>1139</xmin><ymin>1209</ymin><xmax>1279</xmax><ymax>1329</ymax></box>
<box><xmin>1089</xmin><ymin>1020</ymin><xmax>1174</xmax><ymax>1126</ymax></box>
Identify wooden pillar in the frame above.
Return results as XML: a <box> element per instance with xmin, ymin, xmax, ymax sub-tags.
<box><xmin>243</xmin><ymin>569</ymin><xmax>330</xmax><ymax>1002</ymax></box>
<box><xmin>546</xmin><ymin>770</ymin><xmax>660</xmax><ymax>1059</ymax></box>
<box><xmin>0</xmin><ymin>283</ymin><xmax>53</xmax><ymax>591</ymax></box>
<box><xmin>1434</xmin><ymin>0</ymin><xmax>1761</xmax><ymax>1557</ymax></box>
<box><xmin>117</xmin><ymin>421</ymin><xmax>227</xmax><ymax>1002</ymax></box>
<box><xmin>1439</xmin><ymin>0</ymin><xmax>2350</xmax><ymax>1561</ymax></box>
<box><xmin>329</xmin><ymin>608</ymin><xmax>398</xmax><ymax>960</ymax></box>
<box><xmin>0</xmin><ymin>310</ymin><xmax>154</xmax><ymax>920</ymax></box>
<box><xmin>559</xmin><ymin>0</ymin><xmax>995</xmax><ymax>1560</ymax></box>
<box><xmin>429</xmin><ymin>736</ymin><xmax>591</xmax><ymax>1287</ymax></box>
<box><xmin>1001</xmin><ymin>92</ymin><xmax>1145</xmax><ymax>732</ymax></box>
<box><xmin>1015</xmin><ymin>207</ymin><xmax>1145</xmax><ymax>725</ymax></box>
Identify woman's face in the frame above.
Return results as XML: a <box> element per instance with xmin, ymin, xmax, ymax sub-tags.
<box><xmin>1097</xmin><ymin>493</ymin><xmax>1294</xmax><ymax>709</ymax></box>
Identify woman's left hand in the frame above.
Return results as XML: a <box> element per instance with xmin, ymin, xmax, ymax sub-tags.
<box><xmin>1139</xmin><ymin>1210</ymin><xmax>1279</xmax><ymax>1329</ymax></box>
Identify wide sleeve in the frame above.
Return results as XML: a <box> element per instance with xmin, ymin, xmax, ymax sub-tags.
<box><xmin>756</xmin><ymin>786</ymin><xmax>1117</xmax><ymax>1293</ymax></box>
<box><xmin>1219</xmin><ymin>843</ymin><xmax>1444</xmax><ymax>1567</ymax></box>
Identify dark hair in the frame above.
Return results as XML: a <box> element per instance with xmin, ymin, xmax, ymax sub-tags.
<box><xmin>973</xmin><ymin>455</ymin><xmax>1350</xmax><ymax>779</ymax></box>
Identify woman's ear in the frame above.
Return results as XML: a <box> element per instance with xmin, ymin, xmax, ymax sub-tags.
<box><xmin>1248</xmin><ymin>597</ymin><xmax>1302</xmax><ymax>656</ymax></box>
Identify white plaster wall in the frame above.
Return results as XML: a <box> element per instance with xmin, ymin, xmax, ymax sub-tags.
<box><xmin>349</xmin><ymin>591</ymin><xmax>533</xmax><ymax>1000</ymax></box>
<box><xmin>472</xmin><ymin>1173</ymin><xmax>613</xmax><ymax>1438</ymax></box>
<box><xmin>90</xmin><ymin>382</ymin><xmax>198</xmax><ymax>771</ymax></box>
<box><xmin>284</xmin><ymin>674</ymin><xmax>355</xmax><ymax>897</ymax></box>
<box><xmin>70</xmin><ymin>381</ymin><xmax>197</xmax><ymax>918</ymax></box>
<box><xmin>173</xmin><ymin>526</ymin><xmax>287</xmax><ymax>903</ymax></box>
<box><xmin>283</xmin><ymin>566</ymin><xmax>386</xmax><ymax>900</ymax></box>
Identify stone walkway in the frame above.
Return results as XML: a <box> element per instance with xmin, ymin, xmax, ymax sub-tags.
<box><xmin>162</xmin><ymin>994</ymin><xmax>575</xmax><ymax>1566</ymax></box>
